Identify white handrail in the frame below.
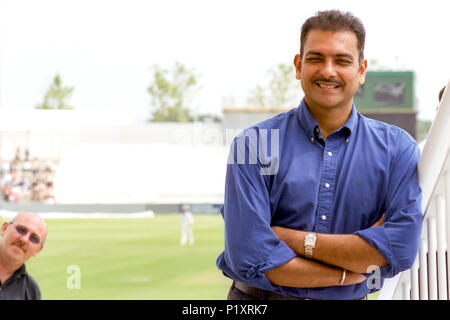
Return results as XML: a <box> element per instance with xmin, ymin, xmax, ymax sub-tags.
<box><xmin>379</xmin><ymin>78</ymin><xmax>450</xmax><ymax>300</ymax></box>
<box><xmin>418</xmin><ymin>81</ymin><xmax>450</xmax><ymax>211</ymax></box>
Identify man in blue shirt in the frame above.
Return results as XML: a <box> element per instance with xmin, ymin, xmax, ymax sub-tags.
<box><xmin>216</xmin><ymin>10</ymin><xmax>423</xmax><ymax>300</ymax></box>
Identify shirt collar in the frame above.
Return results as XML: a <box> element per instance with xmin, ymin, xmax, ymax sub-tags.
<box><xmin>297</xmin><ymin>98</ymin><xmax>358</xmax><ymax>138</ymax></box>
<box><xmin>0</xmin><ymin>264</ymin><xmax>26</xmax><ymax>286</ymax></box>
<box><xmin>13</xmin><ymin>264</ymin><xmax>27</xmax><ymax>278</ymax></box>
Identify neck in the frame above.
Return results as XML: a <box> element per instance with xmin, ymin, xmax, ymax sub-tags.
<box><xmin>305</xmin><ymin>100</ymin><xmax>353</xmax><ymax>139</ymax></box>
<box><xmin>0</xmin><ymin>251</ymin><xmax>21</xmax><ymax>283</ymax></box>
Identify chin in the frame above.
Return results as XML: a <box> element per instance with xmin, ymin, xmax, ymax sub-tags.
<box><xmin>310</xmin><ymin>93</ymin><xmax>352</xmax><ymax>109</ymax></box>
<box><xmin>311</xmin><ymin>99</ymin><xmax>343</xmax><ymax>110</ymax></box>
<box><xmin>9</xmin><ymin>245</ymin><xmax>26</xmax><ymax>257</ymax></box>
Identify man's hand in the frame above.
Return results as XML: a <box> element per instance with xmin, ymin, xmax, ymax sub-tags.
<box><xmin>265</xmin><ymin>256</ymin><xmax>367</xmax><ymax>288</ymax></box>
<box><xmin>271</xmin><ymin>213</ymin><xmax>388</xmax><ymax>273</ymax></box>
<box><xmin>371</xmin><ymin>213</ymin><xmax>385</xmax><ymax>228</ymax></box>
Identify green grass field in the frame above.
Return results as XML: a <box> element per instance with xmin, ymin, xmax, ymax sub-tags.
<box><xmin>3</xmin><ymin>214</ymin><xmax>232</xmax><ymax>300</ymax></box>
<box><xmin>1</xmin><ymin>214</ymin><xmax>379</xmax><ymax>300</ymax></box>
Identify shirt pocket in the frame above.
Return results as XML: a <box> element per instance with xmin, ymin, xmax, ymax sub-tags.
<box><xmin>336</xmin><ymin>168</ymin><xmax>387</xmax><ymax>232</ymax></box>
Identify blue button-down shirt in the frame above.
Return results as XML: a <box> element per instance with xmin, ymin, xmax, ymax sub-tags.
<box><xmin>216</xmin><ymin>99</ymin><xmax>423</xmax><ymax>300</ymax></box>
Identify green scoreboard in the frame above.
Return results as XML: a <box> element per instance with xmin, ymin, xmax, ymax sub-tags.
<box><xmin>354</xmin><ymin>71</ymin><xmax>416</xmax><ymax>138</ymax></box>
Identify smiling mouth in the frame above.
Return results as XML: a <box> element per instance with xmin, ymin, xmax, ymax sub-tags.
<box><xmin>315</xmin><ymin>81</ymin><xmax>340</xmax><ymax>89</ymax></box>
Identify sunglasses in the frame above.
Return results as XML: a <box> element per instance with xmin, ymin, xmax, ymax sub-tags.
<box><xmin>9</xmin><ymin>223</ymin><xmax>41</xmax><ymax>245</ymax></box>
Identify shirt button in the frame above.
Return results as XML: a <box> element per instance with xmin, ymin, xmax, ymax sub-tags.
<box><xmin>321</xmin><ymin>215</ymin><xmax>327</xmax><ymax>221</ymax></box>
<box><xmin>328</xmin><ymin>152</ymin><xmax>333</xmax><ymax>156</ymax></box>
<box><xmin>311</xmin><ymin>137</ymin><xmax>314</xmax><ymax>143</ymax></box>
<box><xmin>325</xmin><ymin>183</ymin><xmax>330</xmax><ymax>188</ymax></box>
<box><xmin>346</xmin><ymin>138</ymin><xmax>350</xmax><ymax>143</ymax></box>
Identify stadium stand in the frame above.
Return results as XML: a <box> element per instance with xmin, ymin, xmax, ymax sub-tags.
<box><xmin>53</xmin><ymin>144</ymin><xmax>228</xmax><ymax>204</ymax></box>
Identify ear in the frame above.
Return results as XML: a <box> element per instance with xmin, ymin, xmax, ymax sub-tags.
<box><xmin>358</xmin><ymin>59</ymin><xmax>368</xmax><ymax>85</ymax></box>
<box><xmin>0</xmin><ymin>222</ymin><xmax>8</xmax><ymax>237</ymax></box>
<box><xmin>33</xmin><ymin>244</ymin><xmax>44</xmax><ymax>257</ymax></box>
<box><xmin>294</xmin><ymin>54</ymin><xmax>302</xmax><ymax>80</ymax></box>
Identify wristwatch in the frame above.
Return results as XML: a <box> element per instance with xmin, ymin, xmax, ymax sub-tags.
<box><xmin>304</xmin><ymin>232</ymin><xmax>317</xmax><ymax>259</ymax></box>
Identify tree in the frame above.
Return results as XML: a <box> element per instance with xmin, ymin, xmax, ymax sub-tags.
<box><xmin>36</xmin><ymin>74</ymin><xmax>74</xmax><ymax>109</ymax></box>
<box><xmin>194</xmin><ymin>113</ymin><xmax>222</xmax><ymax>123</ymax></box>
<box><xmin>248</xmin><ymin>63</ymin><xmax>300</xmax><ymax>108</ymax></box>
<box><xmin>147</xmin><ymin>62</ymin><xmax>199</xmax><ymax>122</ymax></box>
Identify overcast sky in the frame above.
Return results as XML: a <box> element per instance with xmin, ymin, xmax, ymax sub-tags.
<box><xmin>0</xmin><ymin>0</ymin><xmax>448</xmax><ymax>122</ymax></box>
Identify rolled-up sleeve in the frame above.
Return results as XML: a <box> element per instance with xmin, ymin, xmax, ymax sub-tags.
<box><xmin>354</xmin><ymin>131</ymin><xmax>423</xmax><ymax>278</ymax></box>
<box><xmin>218</xmin><ymin>133</ymin><xmax>297</xmax><ymax>290</ymax></box>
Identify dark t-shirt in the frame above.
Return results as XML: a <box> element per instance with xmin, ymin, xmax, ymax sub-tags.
<box><xmin>0</xmin><ymin>264</ymin><xmax>41</xmax><ymax>300</ymax></box>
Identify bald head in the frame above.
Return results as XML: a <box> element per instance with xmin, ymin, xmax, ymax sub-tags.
<box><xmin>0</xmin><ymin>212</ymin><xmax>47</xmax><ymax>267</ymax></box>
<box><xmin>9</xmin><ymin>212</ymin><xmax>48</xmax><ymax>245</ymax></box>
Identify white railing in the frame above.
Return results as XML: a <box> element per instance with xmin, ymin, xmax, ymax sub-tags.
<box><xmin>379</xmin><ymin>79</ymin><xmax>450</xmax><ymax>300</ymax></box>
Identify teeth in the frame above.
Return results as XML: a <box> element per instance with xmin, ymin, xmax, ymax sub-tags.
<box><xmin>317</xmin><ymin>82</ymin><xmax>338</xmax><ymax>88</ymax></box>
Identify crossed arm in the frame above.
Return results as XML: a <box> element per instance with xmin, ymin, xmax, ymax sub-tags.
<box><xmin>264</xmin><ymin>215</ymin><xmax>388</xmax><ymax>288</ymax></box>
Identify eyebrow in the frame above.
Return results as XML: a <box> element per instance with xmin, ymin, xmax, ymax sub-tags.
<box><xmin>305</xmin><ymin>51</ymin><xmax>354</xmax><ymax>60</ymax></box>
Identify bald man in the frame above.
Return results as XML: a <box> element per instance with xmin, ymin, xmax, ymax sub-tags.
<box><xmin>0</xmin><ymin>212</ymin><xmax>47</xmax><ymax>300</ymax></box>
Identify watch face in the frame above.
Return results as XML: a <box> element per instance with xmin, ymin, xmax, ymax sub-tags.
<box><xmin>305</xmin><ymin>234</ymin><xmax>316</xmax><ymax>246</ymax></box>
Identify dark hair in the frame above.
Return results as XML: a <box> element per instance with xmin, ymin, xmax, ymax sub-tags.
<box><xmin>300</xmin><ymin>10</ymin><xmax>366</xmax><ymax>62</ymax></box>
<box><xmin>439</xmin><ymin>86</ymin><xmax>446</xmax><ymax>102</ymax></box>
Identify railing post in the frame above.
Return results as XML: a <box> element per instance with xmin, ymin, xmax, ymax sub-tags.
<box><xmin>445</xmin><ymin>170</ymin><xmax>450</xmax><ymax>299</ymax></box>
<box><xmin>402</xmin><ymin>277</ymin><xmax>411</xmax><ymax>300</ymax></box>
<box><xmin>411</xmin><ymin>257</ymin><xmax>419</xmax><ymax>300</ymax></box>
<box><xmin>428</xmin><ymin>215</ymin><xmax>438</xmax><ymax>300</ymax></box>
<box><xmin>419</xmin><ymin>230</ymin><xmax>429</xmax><ymax>300</ymax></box>
<box><xmin>436</xmin><ymin>195</ymin><xmax>447</xmax><ymax>299</ymax></box>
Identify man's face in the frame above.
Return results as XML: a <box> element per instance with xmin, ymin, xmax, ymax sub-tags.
<box><xmin>0</xmin><ymin>213</ymin><xmax>46</xmax><ymax>265</ymax></box>
<box><xmin>294</xmin><ymin>30</ymin><xmax>367</xmax><ymax>112</ymax></box>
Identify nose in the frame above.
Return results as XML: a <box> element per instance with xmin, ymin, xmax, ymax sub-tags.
<box><xmin>16</xmin><ymin>230</ymin><xmax>32</xmax><ymax>244</ymax></box>
<box><xmin>320</xmin><ymin>59</ymin><xmax>337</xmax><ymax>79</ymax></box>
<box><xmin>18</xmin><ymin>233</ymin><xmax>30</xmax><ymax>243</ymax></box>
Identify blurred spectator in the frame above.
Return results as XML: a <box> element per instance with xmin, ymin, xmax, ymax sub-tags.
<box><xmin>42</xmin><ymin>182</ymin><xmax>55</xmax><ymax>204</ymax></box>
<box><xmin>0</xmin><ymin>147</ymin><xmax>58</xmax><ymax>203</ymax></box>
